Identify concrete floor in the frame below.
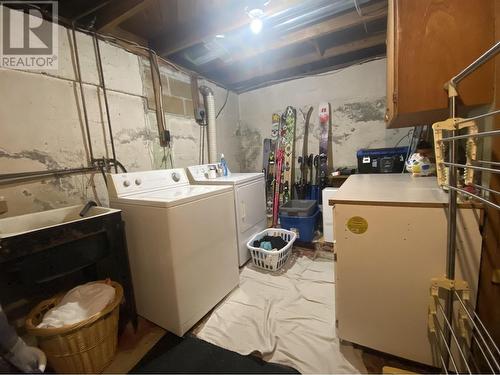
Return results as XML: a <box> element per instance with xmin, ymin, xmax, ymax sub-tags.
<box><xmin>123</xmin><ymin>244</ymin><xmax>438</xmax><ymax>374</ymax></box>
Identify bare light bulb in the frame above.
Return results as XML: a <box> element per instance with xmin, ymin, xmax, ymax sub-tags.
<box><xmin>250</xmin><ymin>18</ymin><xmax>263</xmax><ymax>34</ymax></box>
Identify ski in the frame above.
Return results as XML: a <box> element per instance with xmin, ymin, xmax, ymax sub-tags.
<box><xmin>272</xmin><ymin>115</ymin><xmax>285</xmax><ymax>227</ymax></box>
<box><xmin>266</xmin><ymin>113</ymin><xmax>281</xmax><ymax>217</ymax></box>
<box><xmin>263</xmin><ymin>138</ymin><xmax>275</xmax><ymax>217</ymax></box>
<box><xmin>281</xmin><ymin>106</ymin><xmax>297</xmax><ymax>205</ymax></box>
<box><xmin>318</xmin><ymin>102</ymin><xmax>331</xmax><ymax>200</ymax></box>
<box><xmin>295</xmin><ymin>106</ymin><xmax>313</xmax><ymax>199</ymax></box>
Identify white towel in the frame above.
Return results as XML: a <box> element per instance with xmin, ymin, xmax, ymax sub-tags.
<box><xmin>37</xmin><ymin>282</ymin><xmax>115</xmax><ymax>328</ymax></box>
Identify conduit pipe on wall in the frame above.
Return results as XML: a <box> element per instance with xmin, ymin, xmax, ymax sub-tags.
<box><xmin>93</xmin><ymin>32</ymin><xmax>118</xmax><ymax>173</ymax></box>
<box><xmin>149</xmin><ymin>50</ymin><xmax>169</xmax><ymax>147</ymax></box>
<box><xmin>199</xmin><ymin>86</ymin><xmax>217</xmax><ymax>163</ymax></box>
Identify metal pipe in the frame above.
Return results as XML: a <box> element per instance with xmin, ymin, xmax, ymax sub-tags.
<box><xmin>71</xmin><ymin>24</ymin><xmax>94</xmax><ymax>163</ymax></box>
<box><xmin>446</xmin><ymin>185</ymin><xmax>500</xmax><ymax>211</ymax></box>
<box><xmin>475</xmin><ymin>160</ymin><xmax>500</xmax><ymax>166</ymax></box>
<box><xmin>0</xmin><ymin>167</ymin><xmax>96</xmax><ymax>185</ymax></box>
<box><xmin>453</xmin><ymin>291</ymin><xmax>500</xmax><ymax>372</ymax></box>
<box><xmin>72</xmin><ymin>1</ymin><xmax>113</xmax><ymax>23</ymax></box>
<box><xmin>431</xmin><ymin>330</ymin><xmax>449</xmax><ymax>374</ymax></box>
<box><xmin>470</xmin><ymin>334</ymin><xmax>496</xmax><ymax>374</ymax></box>
<box><xmin>444</xmin><ymin>95</ymin><xmax>458</xmax><ymax>370</ymax></box>
<box><xmin>455</xmin><ymin>109</ymin><xmax>500</xmax><ymax>125</ymax></box>
<box><xmin>435</xmin><ymin>297</ymin><xmax>472</xmax><ymax>374</ymax></box>
<box><xmin>442</xmin><ymin>162</ymin><xmax>500</xmax><ymax>174</ymax></box>
<box><xmin>472</xmin><ymin>183</ymin><xmax>500</xmax><ymax>196</ymax></box>
<box><xmin>434</xmin><ymin>314</ymin><xmax>460</xmax><ymax>374</ymax></box>
<box><xmin>149</xmin><ymin>50</ymin><xmax>168</xmax><ymax>147</ymax></box>
<box><xmin>449</xmin><ymin>42</ymin><xmax>500</xmax><ymax>85</ymax></box>
<box><xmin>93</xmin><ymin>33</ymin><xmax>117</xmax><ymax>173</ymax></box>
<box><xmin>440</xmin><ymin>129</ymin><xmax>500</xmax><ymax>142</ymax></box>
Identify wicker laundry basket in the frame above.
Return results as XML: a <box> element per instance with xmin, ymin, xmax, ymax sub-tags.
<box><xmin>25</xmin><ymin>280</ymin><xmax>123</xmax><ymax>374</ymax></box>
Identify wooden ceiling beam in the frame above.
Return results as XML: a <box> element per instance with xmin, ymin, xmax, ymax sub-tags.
<box><xmin>225</xmin><ymin>1</ymin><xmax>387</xmax><ymax>65</ymax></box>
<box><xmin>234</xmin><ymin>50</ymin><xmax>385</xmax><ymax>93</ymax></box>
<box><xmin>223</xmin><ymin>32</ymin><xmax>386</xmax><ymax>84</ymax></box>
<box><xmin>151</xmin><ymin>0</ymin><xmax>302</xmax><ymax>57</ymax></box>
<box><xmin>94</xmin><ymin>0</ymin><xmax>152</xmax><ymax>32</ymax></box>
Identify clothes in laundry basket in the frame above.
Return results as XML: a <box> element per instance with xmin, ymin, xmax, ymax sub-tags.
<box><xmin>252</xmin><ymin>235</ymin><xmax>288</xmax><ymax>250</ymax></box>
<box><xmin>259</xmin><ymin>241</ymin><xmax>272</xmax><ymax>250</ymax></box>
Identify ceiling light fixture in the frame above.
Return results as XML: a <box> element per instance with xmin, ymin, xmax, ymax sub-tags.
<box><xmin>250</xmin><ymin>17</ymin><xmax>263</xmax><ymax>34</ymax></box>
<box><xmin>246</xmin><ymin>1</ymin><xmax>269</xmax><ymax>35</ymax></box>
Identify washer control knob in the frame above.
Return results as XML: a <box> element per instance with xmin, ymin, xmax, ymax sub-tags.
<box><xmin>123</xmin><ymin>180</ymin><xmax>131</xmax><ymax>187</ymax></box>
<box><xmin>171</xmin><ymin>172</ymin><xmax>181</xmax><ymax>182</ymax></box>
<box><xmin>135</xmin><ymin>178</ymin><xmax>142</xmax><ymax>186</ymax></box>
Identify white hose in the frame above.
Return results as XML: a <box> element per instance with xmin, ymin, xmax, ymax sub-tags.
<box><xmin>200</xmin><ymin>86</ymin><xmax>217</xmax><ymax>163</ymax></box>
<box><xmin>206</xmin><ymin>91</ymin><xmax>217</xmax><ymax>163</ymax></box>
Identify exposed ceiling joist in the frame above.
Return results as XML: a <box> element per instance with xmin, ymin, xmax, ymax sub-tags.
<box><xmin>223</xmin><ymin>33</ymin><xmax>386</xmax><ymax>84</ymax></box>
<box><xmin>235</xmin><ymin>48</ymin><xmax>385</xmax><ymax>92</ymax></box>
<box><xmin>226</xmin><ymin>1</ymin><xmax>387</xmax><ymax>65</ymax></box>
<box><xmin>94</xmin><ymin>0</ymin><xmax>152</xmax><ymax>32</ymax></box>
<box><xmin>151</xmin><ymin>0</ymin><xmax>301</xmax><ymax>57</ymax></box>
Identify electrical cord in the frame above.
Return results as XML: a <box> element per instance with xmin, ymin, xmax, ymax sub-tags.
<box><xmin>216</xmin><ymin>89</ymin><xmax>230</xmax><ymax>119</ymax></box>
<box><xmin>394</xmin><ymin>128</ymin><xmax>414</xmax><ymax>148</ymax></box>
<box><xmin>237</xmin><ymin>56</ymin><xmax>385</xmax><ymax>92</ymax></box>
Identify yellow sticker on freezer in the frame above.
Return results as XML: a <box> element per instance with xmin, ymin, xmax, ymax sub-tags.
<box><xmin>346</xmin><ymin>216</ymin><xmax>368</xmax><ymax>234</ymax></box>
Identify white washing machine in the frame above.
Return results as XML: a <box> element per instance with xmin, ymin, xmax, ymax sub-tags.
<box><xmin>107</xmin><ymin>169</ymin><xmax>239</xmax><ymax>336</ymax></box>
<box><xmin>187</xmin><ymin>165</ymin><xmax>267</xmax><ymax>266</ymax></box>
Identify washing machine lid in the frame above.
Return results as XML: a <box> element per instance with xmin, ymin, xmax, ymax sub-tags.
<box><xmin>110</xmin><ymin>185</ymin><xmax>232</xmax><ymax>208</ymax></box>
<box><xmin>187</xmin><ymin>164</ymin><xmax>264</xmax><ymax>185</ymax></box>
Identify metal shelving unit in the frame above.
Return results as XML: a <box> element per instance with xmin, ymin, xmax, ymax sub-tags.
<box><xmin>431</xmin><ymin>42</ymin><xmax>500</xmax><ymax>374</ymax></box>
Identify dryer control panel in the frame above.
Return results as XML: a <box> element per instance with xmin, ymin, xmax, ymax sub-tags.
<box><xmin>187</xmin><ymin>164</ymin><xmax>230</xmax><ymax>181</ymax></box>
<box><xmin>107</xmin><ymin>168</ymin><xmax>189</xmax><ymax>198</ymax></box>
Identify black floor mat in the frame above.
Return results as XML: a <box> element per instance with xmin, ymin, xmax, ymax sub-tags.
<box><xmin>132</xmin><ymin>334</ymin><xmax>300</xmax><ymax>374</ymax></box>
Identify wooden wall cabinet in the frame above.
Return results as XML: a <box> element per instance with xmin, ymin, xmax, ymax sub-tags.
<box><xmin>386</xmin><ymin>0</ymin><xmax>495</xmax><ymax>128</ymax></box>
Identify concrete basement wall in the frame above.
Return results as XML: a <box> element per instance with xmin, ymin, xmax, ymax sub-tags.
<box><xmin>0</xmin><ymin>8</ymin><xmax>408</xmax><ymax>219</ymax></box>
<box><xmin>237</xmin><ymin>58</ymin><xmax>410</xmax><ymax>173</ymax></box>
<box><xmin>0</xmin><ymin>7</ymin><xmax>238</xmax><ymax>217</ymax></box>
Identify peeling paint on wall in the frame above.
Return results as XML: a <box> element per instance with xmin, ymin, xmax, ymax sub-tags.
<box><xmin>238</xmin><ymin>60</ymin><xmax>409</xmax><ymax>171</ymax></box>
<box><xmin>334</xmin><ymin>98</ymin><xmax>385</xmax><ymax>122</ymax></box>
<box><xmin>235</xmin><ymin>123</ymin><xmax>262</xmax><ymax>172</ymax></box>
<box><xmin>0</xmin><ymin>149</ymin><xmax>62</xmax><ymax>170</ymax></box>
<box><xmin>0</xmin><ymin>7</ymin><xmax>238</xmax><ymax>218</ymax></box>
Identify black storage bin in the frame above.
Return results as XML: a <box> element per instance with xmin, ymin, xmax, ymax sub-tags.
<box><xmin>357</xmin><ymin>147</ymin><xmax>409</xmax><ymax>174</ymax></box>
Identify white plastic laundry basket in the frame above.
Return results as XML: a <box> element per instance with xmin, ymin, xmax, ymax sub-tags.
<box><xmin>247</xmin><ymin>228</ymin><xmax>297</xmax><ymax>272</ymax></box>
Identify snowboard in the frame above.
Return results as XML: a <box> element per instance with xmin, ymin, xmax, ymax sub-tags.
<box><xmin>281</xmin><ymin>106</ymin><xmax>297</xmax><ymax>205</ymax></box>
<box><xmin>318</xmin><ymin>102</ymin><xmax>332</xmax><ymax>198</ymax></box>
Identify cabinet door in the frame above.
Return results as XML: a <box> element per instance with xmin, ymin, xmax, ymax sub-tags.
<box><xmin>387</xmin><ymin>0</ymin><xmax>494</xmax><ymax>128</ymax></box>
<box><xmin>385</xmin><ymin>0</ymin><xmax>396</xmax><ymax>125</ymax></box>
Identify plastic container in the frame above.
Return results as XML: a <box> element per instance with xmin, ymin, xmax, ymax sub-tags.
<box><xmin>322</xmin><ymin>188</ymin><xmax>338</xmax><ymax>243</ymax></box>
<box><xmin>279</xmin><ymin>208</ymin><xmax>320</xmax><ymax>242</ymax></box>
<box><xmin>247</xmin><ymin>228</ymin><xmax>297</xmax><ymax>272</ymax></box>
<box><xmin>357</xmin><ymin>147</ymin><xmax>409</xmax><ymax>174</ymax></box>
<box><xmin>279</xmin><ymin>200</ymin><xmax>318</xmax><ymax>217</ymax></box>
<box><xmin>220</xmin><ymin>153</ymin><xmax>228</xmax><ymax>176</ymax></box>
<box><xmin>25</xmin><ymin>281</ymin><xmax>122</xmax><ymax>374</ymax></box>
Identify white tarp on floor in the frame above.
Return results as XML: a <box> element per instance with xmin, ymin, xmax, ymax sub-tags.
<box><xmin>195</xmin><ymin>255</ymin><xmax>359</xmax><ymax>374</ymax></box>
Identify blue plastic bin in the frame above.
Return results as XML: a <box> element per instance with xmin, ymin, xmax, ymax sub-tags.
<box><xmin>279</xmin><ymin>208</ymin><xmax>320</xmax><ymax>242</ymax></box>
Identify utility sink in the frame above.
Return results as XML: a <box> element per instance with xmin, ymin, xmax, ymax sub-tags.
<box><xmin>0</xmin><ymin>205</ymin><xmax>121</xmax><ymax>239</ymax></box>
